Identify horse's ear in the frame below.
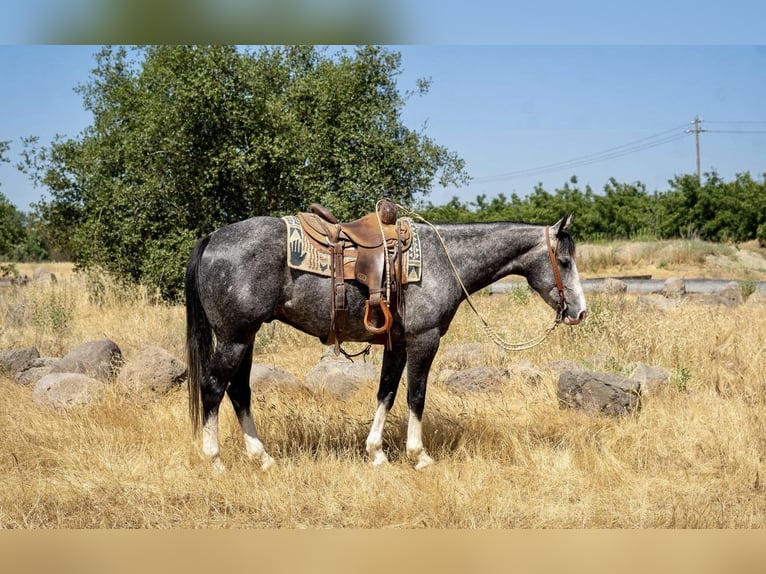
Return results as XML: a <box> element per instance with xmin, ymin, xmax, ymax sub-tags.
<box><xmin>551</xmin><ymin>213</ymin><xmax>574</xmax><ymax>237</ymax></box>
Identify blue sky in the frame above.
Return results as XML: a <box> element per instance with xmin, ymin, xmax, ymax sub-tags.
<box><xmin>1</xmin><ymin>43</ymin><xmax>764</xmax><ymax>212</ymax></box>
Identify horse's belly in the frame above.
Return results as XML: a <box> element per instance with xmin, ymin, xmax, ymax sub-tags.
<box><xmin>278</xmin><ymin>276</ymin><xmax>373</xmax><ymax>342</ymax></box>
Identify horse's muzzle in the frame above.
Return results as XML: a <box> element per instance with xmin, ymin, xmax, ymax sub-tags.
<box><xmin>563</xmin><ymin>309</ymin><xmax>587</xmax><ymax>325</ymax></box>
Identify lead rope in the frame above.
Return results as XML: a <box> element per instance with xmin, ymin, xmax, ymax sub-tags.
<box><xmin>392</xmin><ymin>202</ymin><xmax>563</xmax><ymax>352</ymax></box>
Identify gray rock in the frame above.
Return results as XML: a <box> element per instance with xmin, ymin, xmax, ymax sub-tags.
<box><xmin>15</xmin><ymin>357</ymin><xmax>60</xmax><ymax>386</ymax></box>
<box><xmin>546</xmin><ymin>359</ymin><xmax>585</xmax><ymax>376</ymax></box>
<box><xmin>249</xmin><ymin>363</ymin><xmax>302</xmax><ymax>395</ymax></box>
<box><xmin>304</xmin><ymin>356</ymin><xmax>377</xmax><ymax>399</ymax></box>
<box><xmin>33</xmin><ymin>372</ymin><xmax>105</xmax><ymax>409</ymax></box>
<box><xmin>662</xmin><ymin>278</ymin><xmax>686</xmax><ymax>298</ymax></box>
<box><xmin>0</xmin><ymin>346</ymin><xmax>39</xmax><ymax>376</ymax></box>
<box><xmin>599</xmin><ymin>278</ymin><xmax>628</xmax><ymax>294</ymax></box>
<box><xmin>638</xmin><ymin>294</ymin><xmax>681</xmax><ymax>311</ymax></box>
<box><xmin>557</xmin><ymin>370</ymin><xmax>640</xmax><ymax>416</ymax></box>
<box><xmin>442</xmin><ymin>367</ymin><xmax>508</xmax><ymax>394</ymax></box>
<box><xmin>435</xmin><ymin>343</ymin><xmax>492</xmax><ymax>370</ymax></box>
<box><xmin>117</xmin><ymin>345</ymin><xmax>186</xmax><ymax>393</ymax></box>
<box><xmin>628</xmin><ymin>362</ymin><xmax>671</xmax><ymax>394</ymax></box>
<box><xmin>53</xmin><ymin>339</ymin><xmax>123</xmax><ymax>382</ymax></box>
<box><xmin>716</xmin><ymin>281</ymin><xmax>744</xmax><ymax>306</ymax></box>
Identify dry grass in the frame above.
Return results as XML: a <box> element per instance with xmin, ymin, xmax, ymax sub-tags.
<box><xmin>1</xmin><ymin>244</ymin><xmax>766</xmax><ymax>528</ymax></box>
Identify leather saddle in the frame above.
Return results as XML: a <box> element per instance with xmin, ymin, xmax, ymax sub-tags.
<box><xmin>296</xmin><ymin>199</ymin><xmax>412</xmax><ymax>350</ymax></box>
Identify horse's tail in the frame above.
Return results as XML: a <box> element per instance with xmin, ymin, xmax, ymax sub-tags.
<box><xmin>185</xmin><ymin>234</ymin><xmax>213</xmax><ymax>436</ymax></box>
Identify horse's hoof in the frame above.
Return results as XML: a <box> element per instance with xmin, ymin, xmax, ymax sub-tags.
<box><xmin>260</xmin><ymin>455</ymin><xmax>276</xmax><ymax>471</ymax></box>
<box><xmin>413</xmin><ymin>453</ymin><xmax>434</xmax><ymax>471</ymax></box>
<box><xmin>370</xmin><ymin>450</ymin><xmax>389</xmax><ymax>467</ymax></box>
<box><xmin>212</xmin><ymin>457</ymin><xmax>226</xmax><ymax>475</ymax></box>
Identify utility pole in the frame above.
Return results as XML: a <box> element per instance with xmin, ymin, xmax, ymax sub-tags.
<box><xmin>685</xmin><ymin>116</ymin><xmax>705</xmax><ymax>181</ymax></box>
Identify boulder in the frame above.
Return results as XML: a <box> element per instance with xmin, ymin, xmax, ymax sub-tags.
<box><xmin>117</xmin><ymin>345</ymin><xmax>186</xmax><ymax>394</ymax></box>
<box><xmin>33</xmin><ymin>372</ymin><xmax>105</xmax><ymax>409</ymax></box>
<box><xmin>435</xmin><ymin>343</ymin><xmax>491</xmax><ymax>370</ymax></box>
<box><xmin>628</xmin><ymin>362</ymin><xmax>670</xmax><ymax>394</ymax></box>
<box><xmin>15</xmin><ymin>357</ymin><xmax>61</xmax><ymax>386</ymax></box>
<box><xmin>53</xmin><ymin>339</ymin><xmax>123</xmax><ymax>382</ymax></box>
<box><xmin>442</xmin><ymin>367</ymin><xmax>508</xmax><ymax>394</ymax></box>
<box><xmin>0</xmin><ymin>346</ymin><xmax>39</xmax><ymax>377</ymax></box>
<box><xmin>715</xmin><ymin>281</ymin><xmax>744</xmax><ymax>306</ymax></box>
<box><xmin>662</xmin><ymin>278</ymin><xmax>686</xmax><ymax>298</ymax></box>
<box><xmin>557</xmin><ymin>370</ymin><xmax>640</xmax><ymax>416</ymax></box>
<box><xmin>249</xmin><ymin>363</ymin><xmax>303</xmax><ymax>395</ymax></box>
<box><xmin>599</xmin><ymin>278</ymin><xmax>628</xmax><ymax>294</ymax></box>
<box><xmin>304</xmin><ymin>353</ymin><xmax>377</xmax><ymax>399</ymax></box>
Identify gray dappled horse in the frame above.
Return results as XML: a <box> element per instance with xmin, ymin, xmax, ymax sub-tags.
<box><xmin>185</xmin><ymin>213</ymin><xmax>587</xmax><ymax>471</ymax></box>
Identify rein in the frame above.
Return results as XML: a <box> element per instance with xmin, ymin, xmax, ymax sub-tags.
<box><xmin>395</xmin><ymin>203</ymin><xmax>565</xmax><ymax>352</ymax></box>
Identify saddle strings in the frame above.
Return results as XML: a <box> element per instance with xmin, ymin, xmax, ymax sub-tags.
<box><xmin>390</xmin><ymin>202</ymin><xmax>562</xmax><ymax>352</ymax></box>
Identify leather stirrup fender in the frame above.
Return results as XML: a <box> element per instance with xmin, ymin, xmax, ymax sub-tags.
<box><xmin>363</xmin><ymin>299</ymin><xmax>393</xmax><ymax>334</ymax></box>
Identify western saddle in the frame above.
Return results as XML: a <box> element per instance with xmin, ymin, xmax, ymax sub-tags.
<box><xmin>296</xmin><ymin>199</ymin><xmax>412</xmax><ymax>351</ymax></box>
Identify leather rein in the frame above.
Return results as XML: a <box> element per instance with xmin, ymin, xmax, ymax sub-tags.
<box><xmin>544</xmin><ymin>225</ymin><xmax>568</xmax><ymax>324</ymax></box>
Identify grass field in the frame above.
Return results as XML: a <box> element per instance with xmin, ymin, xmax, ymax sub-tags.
<box><xmin>1</xmin><ymin>239</ymin><xmax>765</xmax><ymax>528</ymax></box>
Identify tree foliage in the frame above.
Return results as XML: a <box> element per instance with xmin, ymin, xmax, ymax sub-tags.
<box><xmin>418</xmin><ymin>170</ymin><xmax>766</xmax><ymax>244</ymax></box>
<box><xmin>23</xmin><ymin>45</ymin><xmax>468</xmax><ymax>299</ymax></box>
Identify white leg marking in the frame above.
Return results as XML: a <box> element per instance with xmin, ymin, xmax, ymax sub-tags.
<box><xmin>240</xmin><ymin>412</ymin><xmax>275</xmax><ymax>471</ymax></box>
<box><xmin>365</xmin><ymin>402</ymin><xmax>390</xmax><ymax>466</ymax></box>
<box><xmin>202</xmin><ymin>413</ymin><xmax>225</xmax><ymax>474</ymax></box>
<box><xmin>406</xmin><ymin>411</ymin><xmax>434</xmax><ymax>470</ymax></box>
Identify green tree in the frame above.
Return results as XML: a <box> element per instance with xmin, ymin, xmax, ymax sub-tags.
<box><xmin>22</xmin><ymin>45</ymin><xmax>468</xmax><ymax>300</ymax></box>
<box><xmin>0</xmin><ymin>141</ymin><xmax>27</xmax><ymax>258</ymax></box>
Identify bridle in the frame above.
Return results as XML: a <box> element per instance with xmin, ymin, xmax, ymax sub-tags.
<box><xmin>544</xmin><ymin>225</ymin><xmax>568</xmax><ymax>324</ymax></box>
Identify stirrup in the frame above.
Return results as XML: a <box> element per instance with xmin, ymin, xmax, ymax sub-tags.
<box><xmin>363</xmin><ymin>300</ymin><xmax>393</xmax><ymax>334</ymax></box>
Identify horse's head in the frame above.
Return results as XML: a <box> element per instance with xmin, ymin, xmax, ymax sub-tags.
<box><xmin>526</xmin><ymin>214</ymin><xmax>587</xmax><ymax>325</ymax></box>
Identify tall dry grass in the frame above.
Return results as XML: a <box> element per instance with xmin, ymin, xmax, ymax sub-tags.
<box><xmin>1</xmin><ymin>249</ymin><xmax>765</xmax><ymax>528</ymax></box>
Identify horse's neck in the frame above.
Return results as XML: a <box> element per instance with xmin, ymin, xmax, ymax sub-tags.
<box><xmin>434</xmin><ymin>222</ymin><xmax>541</xmax><ymax>294</ymax></box>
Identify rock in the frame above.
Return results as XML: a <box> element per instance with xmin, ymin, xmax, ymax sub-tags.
<box><xmin>435</xmin><ymin>343</ymin><xmax>492</xmax><ymax>370</ymax></box>
<box><xmin>506</xmin><ymin>360</ymin><xmax>544</xmax><ymax>385</ymax></box>
<box><xmin>442</xmin><ymin>367</ymin><xmax>508</xmax><ymax>394</ymax></box>
<box><xmin>638</xmin><ymin>294</ymin><xmax>681</xmax><ymax>311</ymax></box>
<box><xmin>249</xmin><ymin>364</ymin><xmax>302</xmax><ymax>395</ymax></box>
<box><xmin>15</xmin><ymin>357</ymin><xmax>61</xmax><ymax>386</ymax></box>
<box><xmin>546</xmin><ymin>359</ymin><xmax>585</xmax><ymax>376</ymax></box>
<box><xmin>32</xmin><ymin>268</ymin><xmax>57</xmax><ymax>285</ymax></box>
<box><xmin>304</xmin><ymin>355</ymin><xmax>377</xmax><ymax>399</ymax></box>
<box><xmin>598</xmin><ymin>278</ymin><xmax>628</xmax><ymax>294</ymax></box>
<box><xmin>628</xmin><ymin>362</ymin><xmax>670</xmax><ymax>394</ymax></box>
<box><xmin>716</xmin><ymin>281</ymin><xmax>744</xmax><ymax>306</ymax></box>
<box><xmin>33</xmin><ymin>372</ymin><xmax>105</xmax><ymax>409</ymax></box>
<box><xmin>117</xmin><ymin>345</ymin><xmax>186</xmax><ymax>394</ymax></box>
<box><xmin>557</xmin><ymin>370</ymin><xmax>640</xmax><ymax>416</ymax></box>
<box><xmin>53</xmin><ymin>339</ymin><xmax>123</xmax><ymax>382</ymax></box>
<box><xmin>0</xmin><ymin>346</ymin><xmax>39</xmax><ymax>376</ymax></box>
<box><xmin>662</xmin><ymin>278</ymin><xmax>686</xmax><ymax>298</ymax></box>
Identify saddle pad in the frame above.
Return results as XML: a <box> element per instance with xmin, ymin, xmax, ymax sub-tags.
<box><xmin>282</xmin><ymin>215</ymin><xmax>422</xmax><ymax>283</ymax></box>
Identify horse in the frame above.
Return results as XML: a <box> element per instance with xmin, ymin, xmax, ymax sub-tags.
<box><xmin>185</xmin><ymin>211</ymin><xmax>587</xmax><ymax>472</ymax></box>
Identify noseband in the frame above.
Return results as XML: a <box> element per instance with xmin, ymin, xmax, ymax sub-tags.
<box><xmin>544</xmin><ymin>226</ymin><xmax>567</xmax><ymax>323</ymax></box>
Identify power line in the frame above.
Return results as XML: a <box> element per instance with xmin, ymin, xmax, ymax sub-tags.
<box><xmin>705</xmin><ymin>120</ymin><xmax>766</xmax><ymax>124</ymax></box>
<box><xmin>471</xmin><ymin>123</ymin><xmax>690</xmax><ymax>183</ymax></box>
<box><xmin>705</xmin><ymin>129</ymin><xmax>766</xmax><ymax>134</ymax></box>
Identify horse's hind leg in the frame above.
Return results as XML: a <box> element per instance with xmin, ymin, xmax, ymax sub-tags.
<box><xmin>365</xmin><ymin>342</ymin><xmax>408</xmax><ymax>466</ymax></box>
<box><xmin>226</xmin><ymin>341</ymin><xmax>275</xmax><ymax>471</ymax></box>
<box><xmin>200</xmin><ymin>339</ymin><xmax>253</xmax><ymax>473</ymax></box>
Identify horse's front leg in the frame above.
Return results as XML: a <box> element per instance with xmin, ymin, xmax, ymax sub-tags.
<box><xmin>365</xmin><ymin>341</ymin><xmax>408</xmax><ymax>466</ymax></box>
<box><xmin>405</xmin><ymin>329</ymin><xmax>440</xmax><ymax>470</ymax></box>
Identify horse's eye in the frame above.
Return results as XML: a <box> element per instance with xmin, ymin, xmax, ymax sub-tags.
<box><xmin>559</xmin><ymin>259</ymin><xmax>571</xmax><ymax>270</ymax></box>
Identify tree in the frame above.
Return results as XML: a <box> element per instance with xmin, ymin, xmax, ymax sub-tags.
<box><xmin>22</xmin><ymin>46</ymin><xmax>468</xmax><ymax>299</ymax></box>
